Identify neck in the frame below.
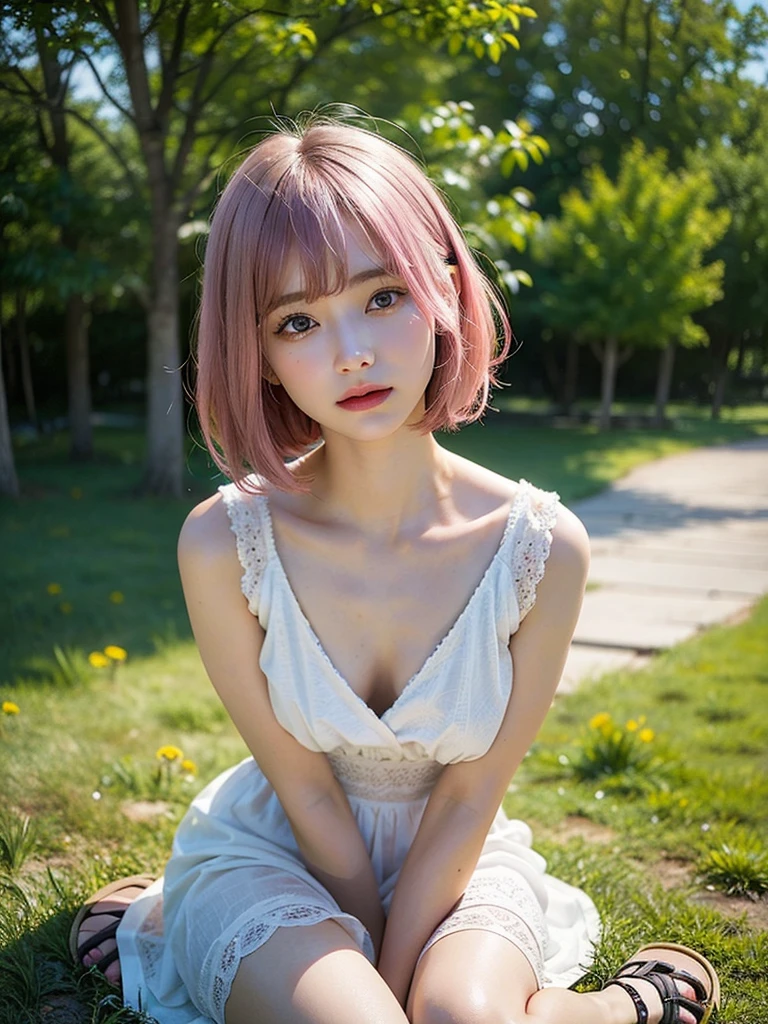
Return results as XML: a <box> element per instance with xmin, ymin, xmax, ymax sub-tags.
<box><xmin>300</xmin><ymin>429</ymin><xmax>456</xmax><ymax>544</ymax></box>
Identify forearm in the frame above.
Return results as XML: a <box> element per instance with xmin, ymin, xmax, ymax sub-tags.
<box><xmin>291</xmin><ymin>788</ymin><xmax>385</xmax><ymax>959</ymax></box>
<box><xmin>377</xmin><ymin>792</ymin><xmax>492</xmax><ymax>1007</ymax></box>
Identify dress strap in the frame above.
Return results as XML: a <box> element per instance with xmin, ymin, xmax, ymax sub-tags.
<box><xmin>218</xmin><ymin>479</ymin><xmax>268</xmax><ymax>615</ymax></box>
<box><xmin>510</xmin><ymin>480</ymin><xmax>560</xmax><ymax>622</ymax></box>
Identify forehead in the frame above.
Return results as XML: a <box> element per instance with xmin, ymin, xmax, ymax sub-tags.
<box><xmin>277</xmin><ymin>220</ymin><xmax>388</xmax><ymax>296</ymax></box>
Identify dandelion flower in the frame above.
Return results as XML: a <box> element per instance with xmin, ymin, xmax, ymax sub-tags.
<box><xmin>46</xmin><ymin>582</ymin><xmax>62</xmax><ymax>595</ymax></box>
<box><xmin>109</xmin><ymin>591</ymin><xmax>125</xmax><ymax>604</ymax></box>
<box><xmin>156</xmin><ymin>745</ymin><xmax>184</xmax><ymax>762</ymax></box>
<box><xmin>639</xmin><ymin>728</ymin><xmax>655</xmax><ymax>743</ymax></box>
<box><xmin>2</xmin><ymin>701</ymin><xmax>20</xmax><ymax>715</ymax></box>
<box><xmin>625</xmin><ymin>719</ymin><xmax>638</xmax><ymax>732</ymax></box>
<box><xmin>104</xmin><ymin>645</ymin><xmax>127</xmax><ymax>662</ymax></box>
<box><xmin>589</xmin><ymin>712</ymin><xmax>611</xmax><ymax>731</ymax></box>
<box><xmin>59</xmin><ymin>602</ymin><xmax>73</xmax><ymax>615</ymax></box>
<box><xmin>89</xmin><ymin>652</ymin><xmax>110</xmax><ymax>669</ymax></box>
<box><xmin>181</xmin><ymin>759</ymin><xmax>198</xmax><ymax>775</ymax></box>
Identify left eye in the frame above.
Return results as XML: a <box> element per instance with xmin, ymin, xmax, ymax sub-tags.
<box><xmin>368</xmin><ymin>289</ymin><xmax>406</xmax><ymax>311</ymax></box>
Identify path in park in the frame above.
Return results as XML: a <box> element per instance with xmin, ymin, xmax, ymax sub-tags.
<box><xmin>559</xmin><ymin>437</ymin><xmax>768</xmax><ymax>693</ymax></box>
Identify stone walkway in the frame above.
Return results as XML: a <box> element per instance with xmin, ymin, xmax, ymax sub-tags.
<box><xmin>559</xmin><ymin>437</ymin><xmax>768</xmax><ymax>693</ymax></box>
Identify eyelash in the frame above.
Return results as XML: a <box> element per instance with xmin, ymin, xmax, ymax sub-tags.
<box><xmin>274</xmin><ymin>288</ymin><xmax>408</xmax><ymax>338</ymax></box>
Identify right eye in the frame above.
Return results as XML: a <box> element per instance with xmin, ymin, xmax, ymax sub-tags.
<box><xmin>274</xmin><ymin>313</ymin><xmax>317</xmax><ymax>337</ymax></box>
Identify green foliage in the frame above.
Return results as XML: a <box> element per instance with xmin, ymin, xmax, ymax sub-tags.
<box><xmin>0</xmin><ymin>811</ymin><xmax>37</xmax><ymax>874</ymax></box>
<box><xmin>532</xmin><ymin>139</ymin><xmax>730</xmax><ymax>349</ymax></box>
<box><xmin>413</xmin><ymin>99</ymin><xmax>547</xmax><ymax>293</ymax></box>
<box><xmin>699</xmin><ymin>832</ymin><xmax>768</xmax><ymax>898</ymax></box>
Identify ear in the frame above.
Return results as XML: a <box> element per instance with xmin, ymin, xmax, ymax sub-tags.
<box><xmin>262</xmin><ymin>362</ymin><xmax>281</xmax><ymax>386</ymax></box>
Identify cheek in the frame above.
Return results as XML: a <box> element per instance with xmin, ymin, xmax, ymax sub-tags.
<box><xmin>389</xmin><ymin>310</ymin><xmax>435</xmax><ymax>367</ymax></box>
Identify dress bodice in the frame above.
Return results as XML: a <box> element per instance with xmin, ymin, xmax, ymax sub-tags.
<box><xmin>219</xmin><ymin>475</ymin><xmax>560</xmax><ymax>769</ymax></box>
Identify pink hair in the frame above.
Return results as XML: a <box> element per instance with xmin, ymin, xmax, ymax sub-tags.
<box><xmin>195</xmin><ymin>115</ymin><xmax>512</xmax><ymax>494</ymax></box>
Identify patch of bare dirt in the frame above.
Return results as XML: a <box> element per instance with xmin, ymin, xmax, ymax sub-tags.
<box><xmin>553</xmin><ymin>815</ymin><xmax>618</xmax><ymax>844</ymax></box>
<box><xmin>120</xmin><ymin>799</ymin><xmax>171</xmax><ymax>822</ymax></box>
<box><xmin>652</xmin><ymin>858</ymin><xmax>768</xmax><ymax>933</ymax></box>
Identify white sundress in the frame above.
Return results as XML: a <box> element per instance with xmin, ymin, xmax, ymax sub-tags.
<box><xmin>117</xmin><ymin>475</ymin><xmax>601</xmax><ymax>1024</ymax></box>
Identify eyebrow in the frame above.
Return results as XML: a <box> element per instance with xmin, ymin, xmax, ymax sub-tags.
<box><xmin>271</xmin><ymin>267</ymin><xmax>393</xmax><ymax>311</ymax></box>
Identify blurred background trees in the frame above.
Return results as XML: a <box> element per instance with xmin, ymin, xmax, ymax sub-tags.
<box><xmin>1</xmin><ymin>0</ymin><xmax>767</xmax><ymax>496</ymax></box>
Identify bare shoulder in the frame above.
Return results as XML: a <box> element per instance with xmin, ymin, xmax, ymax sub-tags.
<box><xmin>548</xmin><ymin>502</ymin><xmax>590</xmax><ymax>579</ymax></box>
<box><xmin>177</xmin><ymin>491</ymin><xmax>237</xmax><ymax>567</ymax></box>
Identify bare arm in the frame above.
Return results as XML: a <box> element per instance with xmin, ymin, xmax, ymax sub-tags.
<box><xmin>177</xmin><ymin>494</ymin><xmax>385</xmax><ymax>956</ymax></box>
<box><xmin>376</xmin><ymin>505</ymin><xmax>590</xmax><ymax>1007</ymax></box>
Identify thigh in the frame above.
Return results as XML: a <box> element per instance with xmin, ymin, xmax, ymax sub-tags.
<box><xmin>406</xmin><ymin>929</ymin><xmax>539</xmax><ymax>1024</ymax></box>
<box><xmin>226</xmin><ymin>919</ymin><xmax>408</xmax><ymax>1024</ymax></box>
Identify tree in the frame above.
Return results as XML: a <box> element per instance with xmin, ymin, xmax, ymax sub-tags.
<box><xmin>2</xmin><ymin>0</ymin><xmax>541</xmax><ymax>495</ymax></box>
<box><xmin>687</xmin><ymin>123</ymin><xmax>768</xmax><ymax>417</ymax></box>
<box><xmin>531</xmin><ymin>139</ymin><xmax>729</xmax><ymax>428</ymax></box>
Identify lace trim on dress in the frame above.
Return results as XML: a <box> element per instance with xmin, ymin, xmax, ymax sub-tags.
<box><xmin>327</xmin><ymin>751</ymin><xmax>444</xmax><ymax>801</ymax></box>
<box><xmin>419</xmin><ymin>907</ymin><xmax>545</xmax><ymax>987</ymax></box>
<box><xmin>205</xmin><ymin>902</ymin><xmax>375</xmax><ymax>1024</ymax></box>
<box><xmin>512</xmin><ymin>482</ymin><xmax>560</xmax><ymax>622</ymax></box>
<box><xmin>417</xmin><ymin>870</ymin><xmax>548</xmax><ymax>986</ymax></box>
<box><xmin>219</xmin><ymin>484</ymin><xmax>268</xmax><ymax>614</ymax></box>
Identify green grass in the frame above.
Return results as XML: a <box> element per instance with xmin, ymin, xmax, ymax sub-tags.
<box><xmin>1</xmin><ymin>415</ymin><xmax>767</xmax><ymax>1022</ymax></box>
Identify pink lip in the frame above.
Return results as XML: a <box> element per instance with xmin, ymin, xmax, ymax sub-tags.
<box><xmin>336</xmin><ymin>387</ymin><xmax>393</xmax><ymax>411</ymax></box>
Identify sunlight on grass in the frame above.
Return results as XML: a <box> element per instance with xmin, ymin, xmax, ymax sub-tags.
<box><xmin>1</xmin><ymin>422</ymin><xmax>767</xmax><ymax>1021</ymax></box>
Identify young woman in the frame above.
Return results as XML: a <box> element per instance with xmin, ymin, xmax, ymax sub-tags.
<box><xmin>71</xmin><ymin>115</ymin><xmax>719</xmax><ymax>1024</ymax></box>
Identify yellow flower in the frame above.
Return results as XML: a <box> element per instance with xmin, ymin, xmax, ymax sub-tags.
<box><xmin>47</xmin><ymin>582</ymin><xmax>62</xmax><ymax>595</ymax></box>
<box><xmin>589</xmin><ymin>712</ymin><xmax>612</xmax><ymax>731</ymax></box>
<box><xmin>59</xmin><ymin>602</ymin><xmax>73</xmax><ymax>615</ymax></box>
<box><xmin>612</xmin><ymin>729</ymin><xmax>623</xmax><ymax>743</ymax></box>
<box><xmin>2</xmin><ymin>701</ymin><xmax>20</xmax><ymax>715</ymax></box>
<box><xmin>104</xmin><ymin>645</ymin><xmax>127</xmax><ymax>662</ymax></box>
<box><xmin>156</xmin><ymin>745</ymin><xmax>183</xmax><ymax>762</ymax></box>
<box><xmin>638</xmin><ymin>715</ymin><xmax>647</xmax><ymax>726</ymax></box>
<box><xmin>639</xmin><ymin>728</ymin><xmax>655</xmax><ymax>743</ymax></box>
<box><xmin>109</xmin><ymin>591</ymin><xmax>124</xmax><ymax>604</ymax></box>
<box><xmin>89</xmin><ymin>652</ymin><xmax>110</xmax><ymax>668</ymax></box>
<box><xmin>181</xmin><ymin>759</ymin><xmax>198</xmax><ymax>775</ymax></box>
<box><xmin>626</xmin><ymin>719</ymin><xmax>638</xmax><ymax>732</ymax></box>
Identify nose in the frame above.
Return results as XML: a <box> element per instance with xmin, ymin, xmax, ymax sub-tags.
<box><xmin>333</xmin><ymin>324</ymin><xmax>375</xmax><ymax>374</ymax></box>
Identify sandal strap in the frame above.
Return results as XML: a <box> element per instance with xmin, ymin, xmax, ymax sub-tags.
<box><xmin>614</xmin><ymin>958</ymin><xmax>708</xmax><ymax>1024</ymax></box>
<box><xmin>616</xmin><ymin>958</ymin><xmax>708</xmax><ymax>1003</ymax></box>
<box><xmin>76</xmin><ymin>918</ymin><xmax>120</xmax><ymax>961</ymax></box>
<box><xmin>604</xmin><ymin>979</ymin><xmax>649</xmax><ymax>1024</ymax></box>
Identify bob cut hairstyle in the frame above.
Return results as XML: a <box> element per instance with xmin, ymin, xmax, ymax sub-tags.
<box><xmin>195</xmin><ymin>114</ymin><xmax>512</xmax><ymax>494</ymax></box>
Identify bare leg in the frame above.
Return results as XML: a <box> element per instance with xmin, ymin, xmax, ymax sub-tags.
<box><xmin>225</xmin><ymin>919</ymin><xmax>410</xmax><ymax>1024</ymax></box>
<box><xmin>528</xmin><ymin>945</ymin><xmax>712</xmax><ymax>1024</ymax></box>
<box><xmin>407</xmin><ymin>930</ymin><xmax>707</xmax><ymax>1024</ymax></box>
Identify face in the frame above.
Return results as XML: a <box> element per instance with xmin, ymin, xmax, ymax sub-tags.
<box><xmin>261</xmin><ymin>222</ymin><xmax>437</xmax><ymax>442</ymax></box>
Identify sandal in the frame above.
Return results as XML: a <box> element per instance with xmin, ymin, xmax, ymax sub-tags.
<box><xmin>69</xmin><ymin>874</ymin><xmax>156</xmax><ymax>983</ymax></box>
<box><xmin>604</xmin><ymin>942</ymin><xmax>721</xmax><ymax>1024</ymax></box>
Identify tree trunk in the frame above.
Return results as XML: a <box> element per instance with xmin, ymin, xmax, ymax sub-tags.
<box><xmin>142</xmin><ymin>214</ymin><xmax>183</xmax><ymax>496</ymax></box>
<box><xmin>711</xmin><ymin>338</ymin><xmax>731</xmax><ymax>420</ymax></box>
<box><xmin>66</xmin><ymin>293</ymin><xmax>93</xmax><ymax>460</ymax></box>
<box><xmin>563</xmin><ymin>337</ymin><xmax>579</xmax><ymax>414</ymax></box>
<box><xmin>0</xmin><ymin>317</ymin><xmax>20</xmax><ymax>498</ymax></box>
<box><xmin>598</xmin><ymin>335</ymin><xmax>618</xmax><ymax>431</ymax></box>
<box><xmin>653</xmin><ymin>341</ymin><xmax>676</xmax><ymax>427</ymax></box>
<box><xmin>16</xmin><ymin>290</ymin><xmax>37</xmax><ymax>431</ymax></box>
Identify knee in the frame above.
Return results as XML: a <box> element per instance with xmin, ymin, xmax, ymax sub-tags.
<box><xmin>410</xmin><ymin>983</ymin><xmax>523</xmax><ymax>1024</ymax></box>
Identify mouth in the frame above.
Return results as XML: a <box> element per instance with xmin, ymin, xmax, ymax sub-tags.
<box><xmin>336</xmin><ymin>386</ymin><xmax>394</xmax><ymax>410</ymax></box>
<box><xmin>337</xmin><ymin>385</ymin><xmax>391</xmax><ymax>404</ymax></box>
